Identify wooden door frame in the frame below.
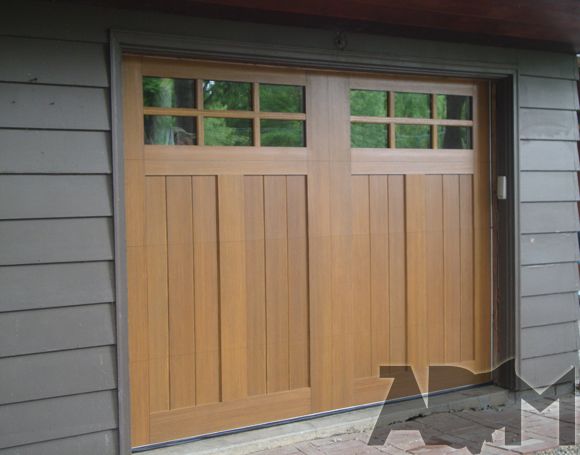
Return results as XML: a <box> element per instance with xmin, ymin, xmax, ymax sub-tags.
<box><xmin>109</xmin><ymin>29</ymin><xmax>520</xmax><ymax>453</ymax></box>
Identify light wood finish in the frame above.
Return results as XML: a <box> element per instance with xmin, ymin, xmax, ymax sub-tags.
<box><xmin>125</xmin><ymin>56</ymin><xmax>492</xmax><ymax>446</ymax></box>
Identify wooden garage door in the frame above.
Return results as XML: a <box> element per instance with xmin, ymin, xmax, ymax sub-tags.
<box><xmin>124</xmin><ymin>56</ymin><xmax>491</xmax><ymax>447</ymax></box>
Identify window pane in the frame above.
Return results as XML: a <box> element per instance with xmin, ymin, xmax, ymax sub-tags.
<box><xmin>143</xmin><ymin>77</ymin><xmax>195</xmax><ymax>108</ymax></box>
<box><xmin>203</xmin><ymin>80</ymin><xmax>252</xmax><ymax>111</ymax></box>
<box><xmin>395</xmin><ymin>124</ymin><xmax>431</xmax><ymax>148</ymax></box>
<box><xmin>438</xmin><ymin>126</ymin><xmax>472</xmax><ymax>149</ymax></box>
<box><xmin>351</xmin><ymin>123</ymin><xmax>388</xmax><ymax>148</ymax></box>
<box><xmin>260</xmin><ymin>120</ymin><xmax>305</xmax><ymax>147</ymax></box>
<box><xmin>350</xmin><ymin>90</ymin><xmax>387</xmax><ymax>117</ymax></box>
<box><xmin>394</xmin><ymin>92</ymin><xmax>430</xmax><ymax>118</ymax></box>
<box><xmin>436</xmin><ymin>95</ymin><xmax>472</xmax><ymax>120</ymax></box>
<box><xmin>144</xmin><ymin>116</ymin><xmax>196</xmax><ymax>145</ymax></box>
<box><xmin>204</xmin><ymin>117</ymin><xmax>253</xmax><ymax>146</ymax></box>
<box><xmin>260</xmin><ymin>84</ymin><xmax>304</xmax><ymax>113</ymax></box>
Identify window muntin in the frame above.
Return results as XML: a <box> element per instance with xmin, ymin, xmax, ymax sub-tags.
<box><xmin>143</xmin><ymin>77</ymin><xmax>306</xmax><ymax>147</ymax></box>
<box><xmin>349</xmin><ymin>88</ymin><xmax>473</xmax><ymax>150</ymax></box>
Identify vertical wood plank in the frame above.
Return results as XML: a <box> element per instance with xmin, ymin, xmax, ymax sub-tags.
<box><xmin>245</xmin><ymin>176</ymin><xmax>267</xmax><ymax>396</ymax></box>
<box><xmin>352</xmin><ymin>175</ymin><xmax>372</xmax><ymax>378</ymax></box>
<box><xmin>388</xmin><ymin>175</ymin><xmax>406</xmax><ymax>364</ymax></box>
<box><xmin>264</xmin><ymin>176</ymin><xmax>290</xmax><ymax>393</ymax></box>
<box><xmin>287</xmin><ymin>176</ymin><xmax>310</xmax><ymax>389</ymax></box>
<box><xmin>328</xmin><ymin>76</ymin><xmax>354</xmax><ymax>408</ymax></box>
<box><xmin>473</xmin><ymin>82</ymin><xmax>491</xmax><ymax>373</ymax></box>
<box><xmin>425</xmin><ymin>175</ymin><xmax>445</xmax><ymax>364</ymax></box>
<box><xmin>166</xmin><ymin>176</ymin><xmax>196</xmax><ymax>409</ymax></box>
<box><xmin>369</xmin><ymin>176</ymin><xmax>390</xmax><ymax>373</ymax></box>
<box><xmin>218</xmin><ymin>175</ymin><xmax>248</xmax><ymax>401</ymax></box>
<box><xmin>192</xmin><ymin>176</ymin><xmax>221</xmax><ymax>404</ymax></box>
<box><xmin>443</xmin><ymin>175</ymin><xmax>461</xmax><ymax>363</ymax></box>
<box><xmin>405</xmin><ymin>175</ymin><xmax>428</xmax><ymax>392</ymax></box>
<box><xmin>459</xmin><ymin>175</ymin><xmax>475</xmax><ymax>362</ymax></box>
<box><xmin>306</xmin><ymin>74</ymin><xmax>332</xmax><ymax>411</ymax></box>
<box><xmin>123</xmin><ymin>56</ymin><xmax>149</xmax><ymax>445</ymax></box>
<box><xmin>146</xmin><ymin>177</ymin><xmax>169</xmax><ymax>412</ymax></box>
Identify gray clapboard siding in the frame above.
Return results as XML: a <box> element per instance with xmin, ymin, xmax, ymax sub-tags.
<box><xmin>520</xmin><ymin>322</ymin><xmax>579</xmax><ymax>358</ymax></box>
<box><xmin>0</xmin><ymin>83</ymin><xmax>110</xmax><ymax>130</ymax></box>
<box><xmin>521</xmin><ymin>202</ymin><xmax>580</xmax><ymax>234</ymax></box>
<box><xmin>521</xmin><ymin>293</ymin><xmax>580</xmax><ymax>328</ymax></box>
<box><xmin>519</xmin><ymin>109</ymin><xmax>579</xmax><ymax>141</ymax></box>
<box><xmin>0</xmin><ymin>175</ymin><xmax>112</xmax><ymax>220</ymax></box>
<box><xmin>520</xmin><ymin>172</ymin><xmax>579</xmax><ymax>202</ymax></box>
<box><xmin>0</xmin><ymin>303</ymin><xmax>115</xmax><ymax>358</ymax></box>
<box><xmin>0</xmin><ymin>430</ymin><xmax>118</xmax><ymax>455</ymax></box>
<box><xmin>0</xmin><ymin>346</ymin><xmax>116</xmax><ymax>405</ymax></box>
<box><xmin>0</xmin><ymin>390</ymin><xmax>117</xmax><ymax>449</ymax></box>
<box><xmin>520</xmin><ymin>140</ymin><xmax>579</xmax><ymax>171</ymax></box>
<box><xmin>0</xmin><ymin>37</ymin><xmax>108</xmax><ymax>87</ymax></box>
<box><xmin>0</xmin><ymin>217</ymin><xmax>113</xmax><ymax>265</ymax></box>
<box><xmin>0</xmin><ymin>129</ymin><xmax>111</xmax><ymax>174</ymax></box>
<box><xmin>520</xmin><ymin>233</ymin><xmax>580</xmax><ymax>265</ymax></box>
<box><xmin>520</xmin><ymin>351</ymin><xmax>578</xmax><ymax>389</ymax></box>
<box><xmin>0</xmin><ymin>262</ymin><xmax>114</xmax><ymax>313</ymax></box>
<box><xmin>518</xmin><ymin>50</ymin><xmax>579</xmax><ymax>79</ymax></box>
<box><xmin>519</xmin><ymin>76</ymin><xmax>579</xmax><ymax>110</ymax></box>
<box><xmin>521</xmin><ymin>263</ymin><xmax>580</xmax><ymax>297</ymax></box>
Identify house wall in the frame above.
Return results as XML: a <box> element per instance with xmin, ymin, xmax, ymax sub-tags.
<box><xmin>0</xmin><ymin>1</ymin><xmax>578</xmax><ymax>453</ymax></box>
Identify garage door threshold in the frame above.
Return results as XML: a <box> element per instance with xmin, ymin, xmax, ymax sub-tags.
<box><xmin>139</xmin><ymin>385</ymin><xmax>509</xmax><ymax>455</ymax></box>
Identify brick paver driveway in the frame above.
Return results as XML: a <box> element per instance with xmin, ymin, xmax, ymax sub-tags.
<box><xmin>253</xmin><ymin>396</ymin><xmax>580</xmax><ymax>455</ymax></box>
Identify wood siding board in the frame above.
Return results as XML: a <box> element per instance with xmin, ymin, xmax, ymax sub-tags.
<box><xmin>0</xmin><ymin>390</ymin><xmax>117</xmax><ymax>450</ymax></box>
<box><xmin>0</xmin><ymin>37</ymin><xmax>109</xmax><ymax>87</ymax></box>
<box><xmin>521</xmin><ymin>202</ymin><xmax>580</xmax><ymax>233</ymax></box>
<box><xmin>520</xmin><ymin>352</ymin><xmax>579</xmax><ymax>389</ymax></box>
<box><xmin>0</xmin><ymin>262</ymin><xmax>114</xmax><ymax>313</ymax></box>
<box><xmin>0</xmin><ymin>218</ymin><xmax>113</xmax><ymax>266</ymax></box>
<box><xmin>192</xmin><ymin>176</ymin><xmax>221</xmax><ymax>405</ymax></box>
<box><xmin>0</xmin><ymin>175</ymin><xmax>112</xmax><ymax>220</ymax></box>
<box><xmin>521</xmin><ymin>293</ymin><xmax>580</xmax><ymax>328</ymax></box>
<box><xmin>520</xmin><ymin>322</ymin><xmax>579</xmax><ymax>358</ymax></box>
<box><xmin>519</xmin><ymin>109</ymin><xmax>579</xmax><ymax>141</ymax></box>
<box><xmin>521</xmin><ymin>263</ymin><xmax>580</xmax><ymax>296</ymax></box>
<box><xmin>244</xmin><ymin>176</ymin><xmax>267</xmax><ymax>396</ymax></box>
<box><xmin>0</xmin><ymin>130</ymin><xmax>111</xmax><ymax>174</ymax></box>
<box><xmin>520</xmin><ymin>140</ymin><xmax>580</xmax><ymax>171</ymax></box>
<box><xmin>519</xmin><ymin>76</ymin><xmax>579</xmax><ymax>110</ymax></box>
<box><xmin>0</xmin><ymin>346</ymin><xmax>116</xmax><ymax>405</ymax></box>
<box><xmin>0</xmin><ymin>83</ymin><xmax>110</xmax><ymax>130</ymax></box>
<box><xmin>521</xmin><ymin>233</ymin><xmax>580</xmax><ymax>265</ymax></box>
<box><xmin>0</xmin><ymin>430</ymin><xmax>118</xmax><ymax>455</ymax></box>
<box><xmin>517</xmin><ymin>50</ymin><xmax>578</xmax><ymax>80</ymax></box>
<box><xmin>0</xmin><ymin>303</ymin><xmax>115</xmax><ymax>358</ymax></box>
<box><xmin>520</xmin><ymin>172</ymin><xmax>579</xmax><ymax>202</ymax></box>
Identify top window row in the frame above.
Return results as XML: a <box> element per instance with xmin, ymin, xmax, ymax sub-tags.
<box><xmin>143</xmin><ymin>76</ymin><xmax>305</xmax><ymax>113</ymax></box>
<box><xmin>350</xmin><ymin>90</ymin><xmax>472</xmax><ymax>120</ymax></box>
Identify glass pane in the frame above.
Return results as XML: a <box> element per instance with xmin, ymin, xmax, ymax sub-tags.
<box><xmin>350</xmin><ymin>90</ymin><xmax>387</xmax><ymax>117</ymax></box>
<box><xmin>438</xmin><ymin>126</ymin><xmax>472</xmax><ymax>149</ymax></box>
<box><xmin>436</xmin><ymin>95</ymin><xmax>472</xmax><ymax>120</ymax></box>
<box><xmin>394</xmin><ymin>92</ymin><xmax>431</xmax><ymax>118</ymax></box>
<box><xmin>203</xmin><ymin>80</ymin><xmax>252</xmax><ymax>111</ymax></box>
<box><xmin>143</xmin><ymin>77</ymin><xmax>195</xmax><ymax>108</ymax></box>
<box><xmin>204</xmin><ymin>117</ymin><xmax>253</xmax><ymax>146</ymax></box>
<box><xmin>144</xmin><ymin>116</ymin><xmax>196</xmax><ymax>145</ymax></box>
<box><xmin>260</xmin><ymin>84</ymin><xmax>304</xmax><ymax>113</ymax></box>
<box><xmin>351</xmin><ymin>123</ymin><xmax>388</xmax><ymax>148</ymax></box>
<box><xmin>395</xmin><ymin>124</ymin><xmax>431</xmax><ymax>148</ymax></box>
<box><xmin>260</xmin><ymin>120</ymin><xmax>305</xmax><ymax>147</ymax></box>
